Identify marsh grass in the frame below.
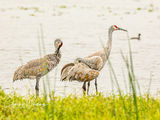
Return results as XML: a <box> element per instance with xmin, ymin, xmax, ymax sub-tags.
<box><xmin>37</xmin><ymin>24</ymin><xmax>55</xmax><ymax>119</ymax></box>
<box><xmin>101</xmin><ymin>32</ymin><xmax>157</xmax><ymax>120</ymax></box>
<box><xmin>0</xmin><ymin>88</ymin><xmax>160</xmax><ymax>120</ymax></box>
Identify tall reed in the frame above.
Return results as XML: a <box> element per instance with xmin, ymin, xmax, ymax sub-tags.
<box><xmin>37</xmin><ymin>24</ymin><xmax>55</xmax><ymax>119</ymax></box>
<box><xmin>121</xmin><ymin>35</ymin><xmax>139</xmax><ymax>120</ymax></box>
<box><xmin>101</xmin><ymin>32</ymin><xmax>143</xmax><ymax>120</ymax></box>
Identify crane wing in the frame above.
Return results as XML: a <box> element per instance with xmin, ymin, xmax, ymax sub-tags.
<box><xmin>80</xmin><ymin>56</ymin><xmax>103</xmax><ymax>70</ymax></box>
<box><xmin>61</xmin><ymin>63</ymin><xmax>99</xmax><ymax>82</ymax></box>
<box><xmin>24</xmin><ymin>57</ymin><xmax>47</xmax><ymax>69</ymax></box>
<box><xmin>61</xmin><ymin>63</ymin><xmax>74</xmax><ymax>81</ymax></box>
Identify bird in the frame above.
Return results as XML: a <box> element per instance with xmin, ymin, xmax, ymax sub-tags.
<box><xmin>61</xmin><ymin>57</ymin><xmax>100</xmax><ymax>94</ymax></box>
<box><xmin>61</xmin><ymin>25</ymin><xmax>127</xmax><ymax>95</ymax></box>
<box><xmin>130</xmin><ymin>33</ymin><xmax>141</xmax><ymax>40</ymax></box>
<box><xmin>73</xmin><ymin>56</ymin><xmax>103</xmax><ymax>94</ymax></box>
<box><xmin>13</xmin><ymin>39</ymin><xmax>63</xmax><ymax>97</ymax></box>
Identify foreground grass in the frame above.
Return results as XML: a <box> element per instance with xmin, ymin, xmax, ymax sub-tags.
<box><xmin>0</xmin><ymin>88</ymin><xmax>159</xmax><ymax>120</ymax></box>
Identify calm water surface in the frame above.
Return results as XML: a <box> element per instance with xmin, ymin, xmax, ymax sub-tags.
<box><xmin>0</xmin><ymin>0</ymin><xmax>160</xmax><ymax>96</ymax></box>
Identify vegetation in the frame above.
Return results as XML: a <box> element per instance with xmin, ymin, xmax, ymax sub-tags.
<box><xmin>0</xmin><ymin>89</ymin><xmax>159</xmax><ymax>120</ymax></box>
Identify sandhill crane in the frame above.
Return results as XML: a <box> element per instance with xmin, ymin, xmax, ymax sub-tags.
<box><xmin>61</xmin><ymin>57</ymin><xmax>100</xmax><ymax>94</ymax></box>
<box><xmin>61</xmin><ymin>25</ymin><xmax>127</xmax><ymax>94</ymax></box>
<box><xmin>13</xmin><ymin>39</ymin><xmax>63</xmax><ymax>97</ymax></box>
<box><xmin>130</xmin><ymin>33</ymin><xmax>141</xmax><ymax>40</ymax></box>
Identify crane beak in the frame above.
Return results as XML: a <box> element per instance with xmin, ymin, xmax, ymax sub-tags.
<box><xmin>118</xmin><ymin>27</ymin><xmax>127</xmax><ymax>32</ymax></box>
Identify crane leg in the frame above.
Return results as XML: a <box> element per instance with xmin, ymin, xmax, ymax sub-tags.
<box><xmin>95</xmin><ymin>78</ymin><xmax>98</xmax><ymax>94</ymax></box>
<box><xmin>35</xmin><ymin>77</ymin><xmax>40</xmax><ymax>97</ymax></box>
<box><xmin>82</xmin><ymin>82</ymin><xmax>86</xmax><ymax>95</ymax></box>
<box><xmin>87</xmin><ymin>82</ymin><xmax>90</xmax><ymax>95</ymax></box>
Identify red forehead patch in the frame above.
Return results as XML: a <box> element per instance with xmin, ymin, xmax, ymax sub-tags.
<box><xmin>114</xmin><ymin>25</ymin><xmax>118</xmax><ymax>28</ymax></box>
<box><xmin>60</xmin><ymin>42</ymin><xmax>63</xmax><ymax>47</ymax></box>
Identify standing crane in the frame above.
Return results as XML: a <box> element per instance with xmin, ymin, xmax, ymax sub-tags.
<box><xmin>61</xmin><ymin>25</ymin><xmax>127</xmax><ymax>95</ymax></box>
<box><xmin>61</xmin><ymin>57</ymin><xmax>101</xmax><ymax>94</ymax></box>
<box><xmin>13</xmin><ymin>39</ymin><xmax>63</xmax><ymax>97</ymax></box>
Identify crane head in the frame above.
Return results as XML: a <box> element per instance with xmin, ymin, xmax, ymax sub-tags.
<box><xmin>74</xmin><ymin>58</ymin><xmax>83</xmax><ymax>64</ymax></box>
<box><xmin>54</xmin><ymin>39</ymin><xmax>63</xmax><ymax>49</ymax></box>
<box><xmin>138</xmin><ymin>33</ymin><xmax>141</xmax><ymax>37</ymax></box>
<box><xmin>113</xmin><ymin>25</ymin><xmax>127</xmax><ymax>32</ymax></box>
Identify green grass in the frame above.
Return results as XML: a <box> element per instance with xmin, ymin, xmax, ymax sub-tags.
<box><xmin>0</xmin><ymin>89</ymin><xmax>160</xmax><ymax>120</ymax></box>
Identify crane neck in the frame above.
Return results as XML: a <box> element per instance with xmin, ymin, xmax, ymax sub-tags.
<box><xmin>104</xmin><ymin>27</ymin><xmax>113</xmax><ymax>55</ymax></box>
<box><xmin>107</xmin><ymin>28</ymin><xmax>113</xmax><ymax>47</ymax></box>
<box><xmin>55</xmin><ymin>47</ymin><xmax>61</xmax><ymax>56</ymax></box>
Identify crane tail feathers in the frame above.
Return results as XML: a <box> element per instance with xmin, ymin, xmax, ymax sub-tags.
<box><xmin>13</xmin><ymin>66</ymin><xmax>25</xmax><ymax>82</ymax></box>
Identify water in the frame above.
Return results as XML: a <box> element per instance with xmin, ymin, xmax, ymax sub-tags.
<box><xmin>0</xmin><ymin>0</ymin><xmax>160</xmax><ymax>96</ymax></box>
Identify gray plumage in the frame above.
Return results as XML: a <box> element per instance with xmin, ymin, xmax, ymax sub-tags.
<box><xmin>61</xmin><ymin>60</ymin><xmax>100</xmax><ymax>95</ymax></box>
<box><xmin>13</xmin><ymin>39</ymin><xmax>63</xmax><ymax>96</ymax></box>
<box><xmin>61</xmin><ymin>25</ymin><xmax>127</xmax><ymax>95</ymax></box>
<box><xmin>75</xmin><ymin>56</ymin><xmax>103</xmax><ymax>71</ymax></box>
